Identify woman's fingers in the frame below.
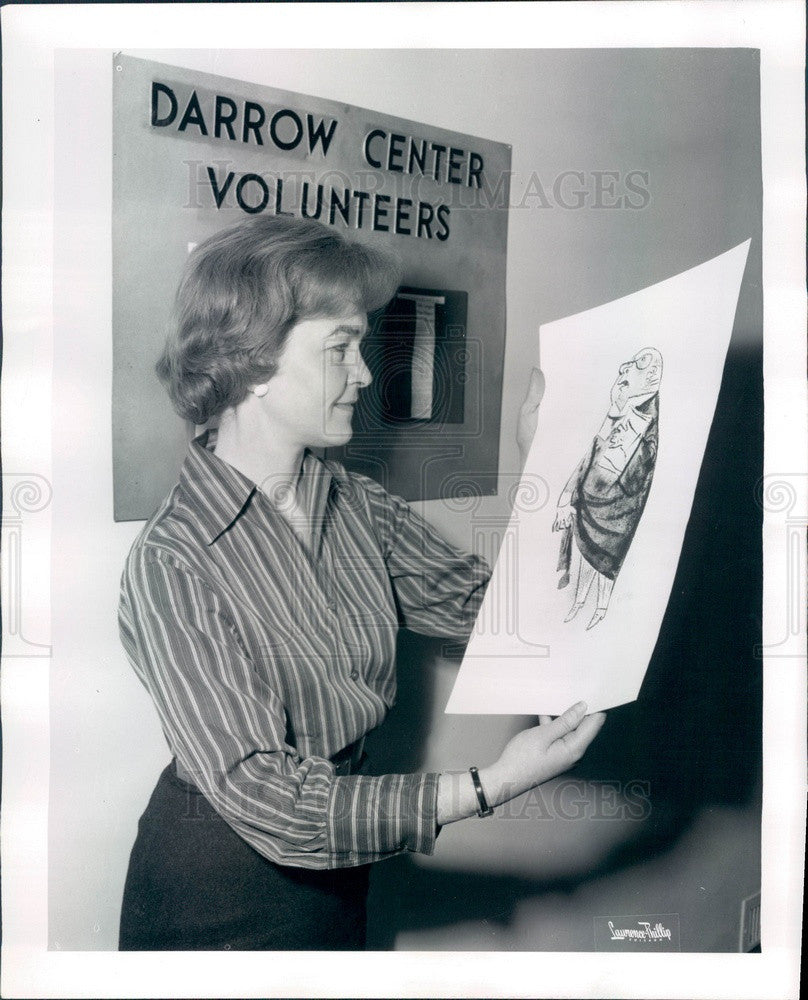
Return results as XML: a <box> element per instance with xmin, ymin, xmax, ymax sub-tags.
<box><xmin>546</xmin><ymin>701</ymin><xmax>587</xmax><ymax>738</ymax></box>
<box><xmin>542</xmin><ymin>703</ymin><xmax>606</xmax><ymax>756</ymax></box>
<box><xmin>526</xmin><ymin>367</ymin><xmax>545</xmax><ymax>407</ymax></box>
<box><xmin>496</xmin><ymin>704</ymin><xmax>605</xmax><ymax>796</ymax></box>
<box><xmin>557</xmin><ymin>711</ymin><xmax>607</xmax><ymax>757</ymax></box>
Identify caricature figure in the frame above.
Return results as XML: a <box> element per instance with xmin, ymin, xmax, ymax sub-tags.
<box><xmin>553</xmin><ymin>347</ymin><xmax>662</xmax><ymax>629</ymax></box>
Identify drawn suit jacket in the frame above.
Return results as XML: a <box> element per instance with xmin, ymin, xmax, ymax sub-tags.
<box><xmin>569</xmin><ymin>393</ymin><xmax>659</xmax><ymax>580</ymax></box>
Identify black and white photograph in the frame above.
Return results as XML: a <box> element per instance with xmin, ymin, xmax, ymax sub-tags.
<box><xmin>1</xmin><ymin>3</ymin><xmax>805</xmax><ymax>998</ymax></box>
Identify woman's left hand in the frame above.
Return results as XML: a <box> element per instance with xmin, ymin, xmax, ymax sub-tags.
<box><xmin>517</xmin><ymin>367</ymin><xmax>545</xmax><ymax>465</ymax></box>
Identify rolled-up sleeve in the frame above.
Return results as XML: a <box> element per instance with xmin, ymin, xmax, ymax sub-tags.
<box><xmin>356</xmin><ymin>475</ymin><xmax>492</xmax><ymax>640</ymax></box>
<box><xmin>119</xmin><ymin>548</ymin><xmax>440</xmax><ymax>869</ymax></box>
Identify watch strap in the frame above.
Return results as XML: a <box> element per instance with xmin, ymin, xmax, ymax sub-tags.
<box><xmin>469</xmin><ymin>765</ymin><xmax>494</xmax><ymax>817</ymax></box>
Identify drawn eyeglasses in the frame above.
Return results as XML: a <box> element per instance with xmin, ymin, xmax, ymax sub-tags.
<box><xmin>619</xmin><ymin>352</ymin><xmax>654</xmax><ymax>375</ymax></box>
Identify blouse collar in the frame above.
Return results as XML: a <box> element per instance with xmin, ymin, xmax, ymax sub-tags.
<box><xmin>179</xmin><ymin>429</ymin><xmax>336</xmax><ymax>547</ymax></box>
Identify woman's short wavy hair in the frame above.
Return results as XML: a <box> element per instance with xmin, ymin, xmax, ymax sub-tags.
<box><xmin>156</xmin><ymin>215</ymin><xmax>401</xmax><ymax>425</ymax></box>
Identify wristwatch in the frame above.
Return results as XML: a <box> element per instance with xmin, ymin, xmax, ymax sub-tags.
<box><xmin>469</xmin><ymin>765</ymin><xmax>494</xmax><ymax>817</ymax></box>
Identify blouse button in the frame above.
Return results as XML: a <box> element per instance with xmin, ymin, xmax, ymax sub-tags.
<box><xmin>350</xmin><ymin>669</ymin><xmax>359</xmax><ymax>680</ymax></box>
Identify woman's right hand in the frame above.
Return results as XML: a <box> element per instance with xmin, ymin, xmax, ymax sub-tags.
<box><xmin>481</xmin><ymin>702</ymin><xmax>606</xmax><ymax>807</ymax></box>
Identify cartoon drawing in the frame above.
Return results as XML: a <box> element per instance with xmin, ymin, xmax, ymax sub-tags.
<box><xmin>553</xmin><ymin>347</ymin><xmax>662</xmax><ymax>629</ymax></box>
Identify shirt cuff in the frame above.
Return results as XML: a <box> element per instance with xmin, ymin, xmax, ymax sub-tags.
<box><xmin>325</xmin><ymin>771</ymin><xmax>441</xmax><ymax>864</ymax></box>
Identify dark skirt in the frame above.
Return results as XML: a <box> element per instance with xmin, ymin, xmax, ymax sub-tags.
<box><xmin>119</xmin><ymin>762</ymin><xmax>370</xmax><ymax>951</ymax></box>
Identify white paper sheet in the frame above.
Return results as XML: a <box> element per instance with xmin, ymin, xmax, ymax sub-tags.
<box><xmin>447</xmin><ymin>241</ymin><xmax>751</xmax><ymax>715</ymax></box>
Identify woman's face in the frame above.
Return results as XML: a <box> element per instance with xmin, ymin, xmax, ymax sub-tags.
<box><xmin>258</xmin><ymin>310</ymin><xmax>372</xmax><ymax>450</ymax></box>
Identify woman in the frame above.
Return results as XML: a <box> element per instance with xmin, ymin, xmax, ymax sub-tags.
<box><xmin>118</xmin><ymin>215</ymin><xmax>605</xmax><ymax>951</ymax></box>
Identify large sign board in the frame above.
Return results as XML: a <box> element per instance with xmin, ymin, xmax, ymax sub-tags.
<box><xmin>113</xmin><ymin>55</ymin><xmax>511</xmax><ymax>520</ymax></box>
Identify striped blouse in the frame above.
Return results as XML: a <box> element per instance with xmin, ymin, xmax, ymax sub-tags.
<box><xmin>119</xmin><ymin>430</ymin><xmax>491</xmax><ymax>869</ymax></box>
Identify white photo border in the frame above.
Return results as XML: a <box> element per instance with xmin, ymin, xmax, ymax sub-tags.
<box><xmin>2</xmin><ymin>2</ymin><xmax>805</xmax><ymax>998</ymax></box>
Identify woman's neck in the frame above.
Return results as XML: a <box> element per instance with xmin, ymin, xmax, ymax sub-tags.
<box><xmin>213</xmin><ymin>405</ymin><xmax>305</xmax><ymax>500</ymax></box>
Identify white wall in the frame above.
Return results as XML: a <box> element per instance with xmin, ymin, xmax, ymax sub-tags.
<box><xmin>48</xmin><ymin>47</ymin><xmax>762</xmax><ymax>952</ymax></box>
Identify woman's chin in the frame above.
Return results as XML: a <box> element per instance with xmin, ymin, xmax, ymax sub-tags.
<box><xmin>321</xmin><ymin>425</ymin><xmax>354</xmax><ymax>448</ymax></box>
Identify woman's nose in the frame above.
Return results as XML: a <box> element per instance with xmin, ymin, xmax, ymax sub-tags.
<box><xmin>352</xmin><ymin>349</ymin><xmax>372</xmax><ymax>388</ymax></box>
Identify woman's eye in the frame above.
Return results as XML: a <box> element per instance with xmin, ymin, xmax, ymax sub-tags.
<box><xmin>330</xmin><ymin>344</ymin><xmax>349</xmax><ymax>360</ymax></box>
